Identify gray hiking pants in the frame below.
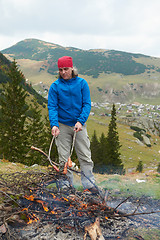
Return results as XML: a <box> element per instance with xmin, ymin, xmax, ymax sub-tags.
<box><xmin>55</xmin><ymin>123</ymin><xmax>95</xmax><ymax>189</ymax></box>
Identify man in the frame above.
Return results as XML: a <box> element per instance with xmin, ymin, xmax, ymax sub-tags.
<box><xmin>48</xmin><ymin>56</ymin><xmax>97</xmax><ymax>193</ymax></box>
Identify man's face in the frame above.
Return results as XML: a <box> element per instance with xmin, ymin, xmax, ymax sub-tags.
<box><xmin>59</xmin><ymin>67</ymin><xmax>73</xmax><ymax>80</ymax></box>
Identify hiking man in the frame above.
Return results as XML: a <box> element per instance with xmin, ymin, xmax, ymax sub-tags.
<box><xmin>48</xmin><ymin>56</ymin><xmax>97</xmax><ymax>194</ymax></box>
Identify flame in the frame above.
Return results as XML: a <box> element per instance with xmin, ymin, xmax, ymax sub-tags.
<box><xmin>22</xmin><ymin>208</ymin><xmax>29</xmax><ymax>212</ymax></box>
<box><xmin>25</xmin><ymin>195</ymin><xmax>34</xmax><ymax>201</ymax></box>
<box><xmin>81</xmin><ymin>203</ymin><xmax>88</xmax><ymax>209</ymax></box>
<box><xmin>27</xmin><ymin>213</ymin><xmax>39</xmax><ymax>224</ymax></box>
<box><xmin>51</xmin><ymin>193</ymin><xmax>56</xmax><ymax>199</ymax></box>
<box><xmin>36</xmin><ymin>200</ymin><xmax>49</xmax><ymax>212</ymax></box>
<box><xmin>105</xmin><ymin>216</ymin><xmax>108</xmax><ymax>220</ymax></box>
<box><xmin>83</xmin><ymin>189</ymin><xmax>89</xmax><ymax>193</ymax></box>
<box><xmin>51</xmin><ymin>210</ymin><xmax>57</xmax><ymax>214</ymax></box>
<box><xmin>62</xmin><ymin>197</ymin><xmax>69</xmax><ymax>202</ymax></box>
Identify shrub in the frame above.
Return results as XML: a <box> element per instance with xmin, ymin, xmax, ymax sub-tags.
<box><xmin>136</xmin><ymin>160</ymin><xmax>143</xmax><ymax>173</ymax></box>
<box><xmin>133</xmin><ymin>132</ymin><xmax>143</xmax><ymax>141</ymax></box>
<box><xmin>146</xmin><ymin>144</ymin><xmax>151</xmax><ymax>147</ymax></box>
<box><xmin>146</xmin><ymin>134</ymin><xmax>151</xmax><ymax>138</ymax></box>
<box><xmin>130</xmin><ymin>126</ymin><xmax>146</xmax><ymax>132</ymax></box>
<box><xmin>157</xmin><ymin>163</ymin><xmax>160</xmax><ymax>173</ymax></box>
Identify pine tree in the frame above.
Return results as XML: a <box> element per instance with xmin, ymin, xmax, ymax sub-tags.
<box><xmin>26</xmin><ymin>99</ymin><xmax>46</xmax><ymax>166</ymax></box>
<box><xmin>0</xmin><ymin>60</ymin><xmax>28</xmax><ymax>162</ymax></box>
<box><xmin>105</xmin><ymin>104</ymin><xmax>124</xmax><ymax>174</ymax></box>
<box><xmin>90</xmin><ymin>130</ymin><xmax>100</xmax><ymax>165</ymax></box>
<box><xmin>99</xmin><ymin>132</ymin><xmax>108</xmax><ymax>164</ymax></box>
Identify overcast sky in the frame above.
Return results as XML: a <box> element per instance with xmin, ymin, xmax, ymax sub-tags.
<box><xmin>0</xmin><ymin>0</ymin><xmax>160</xmax><ymax>57</ymax></box>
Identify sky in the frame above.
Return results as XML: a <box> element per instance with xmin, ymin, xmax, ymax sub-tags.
<box><xmin>1</xmin><ymin>0</ymin><xmax>160</xmax><ymax>57</ymax></box>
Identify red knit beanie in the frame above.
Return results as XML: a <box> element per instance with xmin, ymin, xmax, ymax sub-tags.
<box><xmin>57</xmin><ymin>56</ymin><xmax>73</xmax><ymax>68</ymax></box>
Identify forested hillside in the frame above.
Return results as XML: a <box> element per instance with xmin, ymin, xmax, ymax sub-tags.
<box><xmin>0</xmin><ymin>52</ymin><xmax>47</xmax><ymax>106</ymax></box>
<box><xmin>0</xmin><ymin>52</ymin><xmax>11</xmax><ymax>84</ymax></box>
<box><xmin>2</xmin><ymin>38</ymin><xmax>160</xmax><ymax>104</ymax></box>
<box><xmin>2</xmin><ymin>38</ymin><xmax>150</xmax><ymax>78</ymax></box>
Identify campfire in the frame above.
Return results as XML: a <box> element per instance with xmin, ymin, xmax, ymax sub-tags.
<box><xmin>0</xmin><ymin>170</ymin><xmax>160</xmax><ymax>240</ymax></box>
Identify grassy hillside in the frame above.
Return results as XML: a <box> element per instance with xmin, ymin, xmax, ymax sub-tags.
<box><xmin>3</xmin><ymin>40</ymin><xmax>160</xmax><ymax>104</ymax></box>
<box><xmin>3</xmin><ymin>57</ymin><xmax>160</xmax><ymax>104</ymax></box>
<box><xmin>87</xmin><ymin>115</ymin><xmax>160</xmax><ymax>171</ymax></box>
<box><xmin>2</xmin><ymin>38</ymin><xmax>149</xmax><ymax>78</ymax></box>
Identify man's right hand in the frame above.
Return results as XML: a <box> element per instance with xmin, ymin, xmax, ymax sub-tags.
<box><xmin>51</xmin><ymin>126</ymin><xmax>60</xmax><ymax>137</ymax></box>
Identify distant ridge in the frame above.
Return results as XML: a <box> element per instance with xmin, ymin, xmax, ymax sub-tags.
<box><xmin>2</xmin><ymin>38</ymin><xmax>160</xmax><ymax>104</ymax></box>
<box><xmin>2</xmin><ymin>38</ymin><xmax>150</xmax><ymax>77</ymax></box>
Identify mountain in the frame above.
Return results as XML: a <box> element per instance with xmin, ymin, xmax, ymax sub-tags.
<box><xmin>1</xmin><ymin>38</ymin><xmax>149</xmax><ymax>77</ymax></box>
<box><xmin>2</xmin><ymin>38</ymin><xmax>160</xmax><ymax>104</ymax></box>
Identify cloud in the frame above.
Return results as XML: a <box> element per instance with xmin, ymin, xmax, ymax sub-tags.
<box><xmin>1</xmin><ymin>0</ymin><xmax>160</xmax><ymax>57</ymax></box>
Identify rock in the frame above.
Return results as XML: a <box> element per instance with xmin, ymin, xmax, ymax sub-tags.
<box><xmin>136</xmin><ymin>179</ymin><xmax>146</xmax><ymax>183</ymax></box>
<box><xmin>135</xmin><ymin>139</ymin><xmax>145</xmax><ymax>146</ymax></box>
<box><xmin>142</xmin><ymin>135</ymin><xmax>151</xmax><ymax>146</ymax></box>
<box><xmin>31</xmin><ymin>164</ymin><xmax>39</xmax><ymax>168</ymax></box>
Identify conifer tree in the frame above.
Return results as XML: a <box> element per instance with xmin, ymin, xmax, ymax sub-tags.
<box><xmin>99</xmin><ymin>132</ymin><xmax>107</xmax><ymax>164</ymax></box>
<box><xmin>90</xmin><ymin>130</ymin><xmax>100</xmax><ymax>165</ymax></box>
<box><xmin>0</xmin><ymin>60</ymin><xmax>28</xmax><ymax>162</ymax></box>
<box><xmin>105</xmin><ymin>103</ymin><xmax>124</xmax><ymax>174</ymax></box>
<box><xmin>26</xmin><ymin>99</ymin><xmax>46</xmax><ymax>166</ymax></box>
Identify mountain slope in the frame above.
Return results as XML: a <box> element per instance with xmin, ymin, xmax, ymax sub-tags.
<box><xmin>2</xmin><ymin>38</ymin><xmax>149</xmax><ymax>77</ymax></box>
<box><xmin>2</xmin><ymin>38</ymin><xmax>160</xmax><ymax>104</ymax></box>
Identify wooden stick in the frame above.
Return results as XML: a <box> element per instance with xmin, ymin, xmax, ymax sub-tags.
<box><xmin>31</xmin><ymin>146</ymin><xmax>60</xmax><ymax>172</ymax></box>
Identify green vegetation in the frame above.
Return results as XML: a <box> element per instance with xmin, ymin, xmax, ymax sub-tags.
<box><xmin>0</xmin><ymin>60</ymin><xmax>52</xmax><ymax>165</ymax></box>
<box><xmin>2</xmin><ymin>39</ymin><xmax>149</xmax><ymax>78</ymax></box>
<box><xmin>136</xmin><ymin>160</ymin><xmax>143</xmax><ymax>172</ymax></box>
<box><xmin>91</xmin><ymin>104</ymin><xmax>124</xmax><ymax>174</ymax></box>
<box><xmin>133</xmin><ymin>131</ymin><xmax>143</xmax><ymax>141</ymax></box>
<box><xmin>130</xmin><ymin>126</ymin><xmax>146</xmax><ymax>132</ymax></box>
<box><xmin>2</xmin><ymin>39</ymin><xmax>160</xmax><ymax>104</ymax></box>
<box><xmin>0</xmin><ymin>53</ymin><xmax>47</xmax><ymax>106</ymax></box>
<box><xmin>0</xmin><ymin>60</ymin><xmax>29</xmax><ymax>162</ymax></box>
<box><xmin>1</xmin><ymin>46</ymin><xmax>160</xmax><ymax>174</ymax></box>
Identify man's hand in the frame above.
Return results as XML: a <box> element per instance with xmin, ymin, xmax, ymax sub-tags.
<box><xmin>51</xmin><ymin>126</ymin><xmax>60</xmax><ymax>137</ymax></box>
<box><xmin>74</xmin><ymin>122</ymin><xmax>82</xmax><ymax>132</ymax></box>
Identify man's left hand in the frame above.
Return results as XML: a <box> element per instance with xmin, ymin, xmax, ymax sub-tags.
<box><xmin>74</xmin><ymin>122</ymin><xmax>82</xmax><ymax>132</ymax></box>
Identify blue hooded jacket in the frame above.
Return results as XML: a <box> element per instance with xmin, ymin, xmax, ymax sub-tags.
<box><xmin>48</xmin><ymin>76</ymin><xmax>91</xmax><ymax>128</ymax></box>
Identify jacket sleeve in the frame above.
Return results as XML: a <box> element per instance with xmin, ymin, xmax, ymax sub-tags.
<box><xmin>48</xmin><ymin>83</ymin><xmax>59</xmax><ymax>128</ymax></box>
<box><xmin>77</xmin><ymin>80</ymin><xmax>91</xmax><ymax>125</ymax></box>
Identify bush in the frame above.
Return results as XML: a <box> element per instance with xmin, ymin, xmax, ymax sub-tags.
<box><xmin>146</xmin><ymin>144</ymin><xmax>151</xmax><ymax>147</ymax></box>
<box><xmin>130</xmin><ymin>126</ymin><xmax>146</xmax><ymax>132</ymax></box>
<box><xmin>133</xmin><ymin>132</ymin><xmax>143</xmax><ymax>141</ymax></box>
<box><xmin>146</xmin><ymin>134</ymin><xmax>151</xmax><ymax>138</ymax></box>
<box><xmin>136</xmin><ymin>160</ymin><xmax>143</xmax><ymax>173</ymax></box>
<box><xmin>157</xmin><ymin>163</ymin><xmax>160</xmax><ymax>173</ymax></box>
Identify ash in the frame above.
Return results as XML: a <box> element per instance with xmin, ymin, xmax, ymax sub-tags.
<box><xmin>0</xmin><ymin>171</ymin><xmax>159</xmax><ymax>240</ymax></box>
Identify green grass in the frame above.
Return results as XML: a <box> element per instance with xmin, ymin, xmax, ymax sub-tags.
<box><xmin>125</xmin><ymin>228</ymin><xmax>160</xmax><ymax>240</ymax></box>
<box><xmin>87</xmin><ymin>115</ymin><xmax>160</xmax><ymax>171</ymax></box>
<box><xmin>11</xmin><ymin>57</ymin><xmax>160</xmax><ymax>105</ymax></box>
<box><xmin>95</xmin><ymin>172</ymin><xmax>160</xmax><ymax>199</ymax></box>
